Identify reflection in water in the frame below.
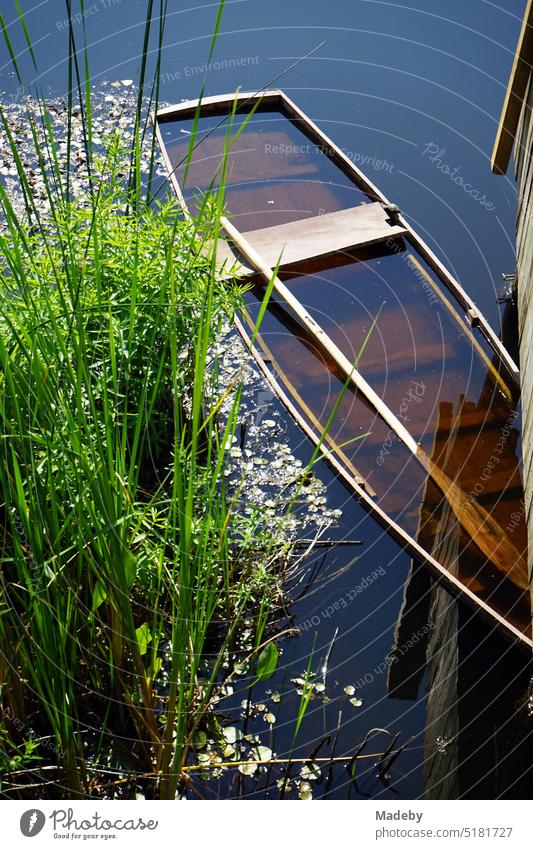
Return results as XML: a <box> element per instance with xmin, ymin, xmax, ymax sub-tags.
<box><xmin>388</xmin><ymin>562</ymin><xmax>532</xmax><ymax>799</ymax></box>
<box><xmin>159</xmin><ymin>107</ymin><xmax>372</xmax><ymax>230</ymax></box>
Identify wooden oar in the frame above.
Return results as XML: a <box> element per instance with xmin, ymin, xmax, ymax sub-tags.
<box><xmin>221</xmin><ymin>216</ymin><xmax>529</xmax><ymax>591</ymax></box>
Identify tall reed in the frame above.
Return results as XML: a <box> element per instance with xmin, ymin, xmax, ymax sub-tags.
<box><xmin>0</xmin><ymin>0</ymin><xmax>293</xmax><ymax>799</ymax></box>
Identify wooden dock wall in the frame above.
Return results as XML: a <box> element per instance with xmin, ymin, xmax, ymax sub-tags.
<box><xmin>514</xmin><ymin>76</ymin><xmax>533</xmax><ymax>603</ymax></box>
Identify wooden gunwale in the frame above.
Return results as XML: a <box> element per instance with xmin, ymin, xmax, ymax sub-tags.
<box><xmin>235</xmin><ymin>316</ymin><xmax>531</xmax><ymax>651</ymax></box>
<box><xmin>155</xmin><ymin>91</ymin><xmax>531</xmax><ymax>650</ymax></box>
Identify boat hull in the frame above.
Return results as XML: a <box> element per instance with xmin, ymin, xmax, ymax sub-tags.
<box><xmin>156</xmin><ymin>90</ymin><xmax>532</xmax><ymax>650</ymax></box>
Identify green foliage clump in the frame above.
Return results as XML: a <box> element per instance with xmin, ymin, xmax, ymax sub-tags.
<box><xmin>0</xmin><ymin>135</ymin><xmax>283</xmax><ymax>799</ymax></box>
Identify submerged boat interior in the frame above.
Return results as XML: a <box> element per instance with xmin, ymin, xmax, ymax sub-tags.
<box><xmin>156</xmin><ymin>91</ymin><xmax>531</xmax><ymax>648</ymax></box>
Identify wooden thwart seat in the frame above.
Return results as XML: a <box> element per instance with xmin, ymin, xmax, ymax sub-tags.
<box><xmin>213</xmin><ymin>202</ymin><xmax>407</xmax><ymax>274</ymax></box>
<box><xmin>242</xmin><ymin>202</ymin><xmax>407</xmax><ymax>268</ymax></box>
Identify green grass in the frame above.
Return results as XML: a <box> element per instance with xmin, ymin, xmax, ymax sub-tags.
<box><xmin>0</xmin><ymin>130</ymin><xmax>291</xmax><ymax>797</ymax></box>
<box><xmin>0</xmin><ymin>1</ymin><xmax>297</xmax><ymax>800</ymax></box>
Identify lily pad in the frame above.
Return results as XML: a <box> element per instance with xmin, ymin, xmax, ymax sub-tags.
<box><xmin>238</xmin><ymin>761</ymin><xmax>258</xmax><ymax>776</ymax></box>
<box><xmin>252</xmin><ymin>745</ymin><xmax>272</xmax><ymax>762</ymax></box>
<box><xmin>299</xmin><ymin>780</ymin><xmax>313</xmax><ymax>800</ymax></box>
<box><xmin>193</xmin><ymin>731</ymin><xmax>207</xmax><ymax>750</ymax></box>
<box><xmin>222</xmin><ymin>726</ymin><xmax>243</xmax><ymax>745</ymax></box>
<box><xmin>300</xmin><ymin>763</ymin><xmax>321</xmax><ymax>781</ymax></box>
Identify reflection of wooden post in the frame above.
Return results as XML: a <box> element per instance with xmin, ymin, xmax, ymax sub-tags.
<box><xmin>387</xmin><ymin>560</ymin><xmax>431</xmax><ymax>701</ymax></box>
<box><xmin>390</xmin><ymin>400</ymin><xmax>531</xmax><ymax>797</ymax></box>
<box><xmin>388</xmin><ymin>401</ymin><xmax>462</xmax><ymax>797</ymax></box>
<box><xmin>422</xmin><ymin>499</ymin><xmax>461</xmax><ymax>800</ymax></box>
<box><xmin>490</xmin><ymin>0</ymin><xmax>533</xmax><ymax>636</ymax></box>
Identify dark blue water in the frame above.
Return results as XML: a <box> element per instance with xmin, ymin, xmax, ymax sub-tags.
<box><xmin>1</xmin><ymin>0</ymin><xmax>531</xmax><ymax>799</ymax></box>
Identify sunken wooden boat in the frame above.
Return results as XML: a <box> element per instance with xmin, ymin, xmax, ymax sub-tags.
<box><xmin>156</xmin><ymin>90</ymin><xmax>532</xmax><ymax>651</ymax></box>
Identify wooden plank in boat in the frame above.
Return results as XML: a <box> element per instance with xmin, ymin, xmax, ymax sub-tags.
<box><xmin>241</xmin><ymin>202</ymin><xmax>407</xmax><ymax>268</ymax></box>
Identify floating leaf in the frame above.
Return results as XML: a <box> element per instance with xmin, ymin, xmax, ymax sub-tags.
<box><xmin>301</xmin><ymin>763</ymin><xmax>321</xmax><ymax>781</ymax></box>
<box><xmin>299</xmin><ymin>780</ymin><xmax>313</xmax><ymax>800</ymax></box>
<box><xmin>264</xmin><ymin>712</ymin><xmax>276</xmax><ymax>724</ymax></box>
<box><xmin>222</xmin><ymin>726</ymin><xmax>243</xmax><ymax>745</ymax></box>
<box><xmin>344</xmin><ymin>685</ymin><xmax>356</xmax><ymax>696</ymax></box>
<box><xmin>252</xmin><ymin>745</ymin><xmax>272</xmax><ymax>762</ymax></box>
<box><xmin>193</xmin><ymin>731</ymin><xmax>207</xmax><ymax>750</ymax></box>
<box><xmin>238</xmin><ymin>761</ymin><xmax>257</xmax><ymax>776</ymax></box>
<box><xmin>257</xmin><ymin>643</ymin><xmax>279</xmax><ymax>681</ymax></box>
<box><xmin>223</xmin><ymin>744</ymin><xmax>238</xmax><ymax>759</ymax></box>
<box><xmin>350</xmin><ymin>696</ymin><xmax>363</xmax><ymax>707</ymax></box>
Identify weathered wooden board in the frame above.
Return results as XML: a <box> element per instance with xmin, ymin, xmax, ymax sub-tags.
<box><xmin>491</xmin><ymin>0</ymin><xmax>533</xmax><ymax>174</ymax></box>
<box><xmin>240</xmin><ymin>202</ymin><xmax>407</xmax><ymax>268</ymax></box>
<box><xmin>211</xmin><ymin>202</ymin><xmax>407</xmax><ymax>275</ymax></box>
<box><xmin>514</xmin><ymin>72</ymin><xmax>533</xmax><ymax>613</ymax></box>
